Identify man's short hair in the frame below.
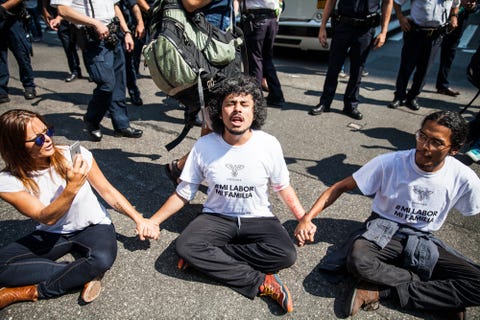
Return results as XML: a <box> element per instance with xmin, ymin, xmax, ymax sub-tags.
<box><xmin>422</xmin><ymin>111</ymin><xmax>468</xmax><ymax>150</ymax></box>
<box><xmin>208</xmin><ymin>75</ymin><xmax>267</xmax><ymax>134</ymax></box>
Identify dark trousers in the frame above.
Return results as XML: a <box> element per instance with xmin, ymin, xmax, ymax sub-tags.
<box><xmin>394</xmin><ymin>29</ymin><xmax>442</xmax><ymax>101</ymax></box>
<box><xmin>0</xmin><ymin>224</ymin><xmax>117</xmax><ymax>299</ymax></box>
<box><xmin>346</xmin><ymin>237</ymin><xmax>480</xmax><ymax>311</ymax></box>
<box><xmin>436</xmin><ymin>12</ymin><xmax>469</xmax><ymax>90</ymax></box>
<box><xmin>320</xmin><ymin>23</ymin><xmax>374</xmax><ymax>110</ymax></box>
<box><xmin>0</xmin><ymin>18</ymin><xmax>35</xmax><ymax>95</ymax></box>
<box><xmin>57</xmin><ymin>21</ymin><xmax>81</xmax><ymax>76</ymax></box>
<box><xmin>244</xmin><ymin>16</ymin><xmax>284</xmax><ymax>103</ymax></box>
<box><xmin>82</xmin><ymin>39</ymin><xmax>130</xmax><ymax>130</ymax></box>
<box><xmin>175</xmin><ymin>213</ymin><xmax>297</xmax><ymax>299</ymax></box>
<box><xmin>124</xmin><ymin>43</ymin><xmax>140</xmax><ymax>97</ymax></box>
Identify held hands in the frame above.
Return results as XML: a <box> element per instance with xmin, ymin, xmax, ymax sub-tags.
<box><xmin>135</xmin><ymin>217</ymin><xmax>160</xmax><ymax>240</ymax></box>
<box><xmin>49</xmin><ymin>16</ymin><xmax>63</xmax><ymax>31</ymax></box>
<box><xmin>294</xmin><ymin>217</ymin><xmax>317</xmax><ymax>247</ymax></box>
<box><xmin>66</xmin><ymin>155</ymin><xmax>89</xmax><ymax>193</ymax></box>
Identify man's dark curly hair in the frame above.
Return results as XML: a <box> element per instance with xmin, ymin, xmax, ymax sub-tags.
<box><xmin>422</xmin><ymin>110</ymin><xmax>468</xmax><ymax>151</ymax></box>
<box><xmin>208</xmin><ymin>75</ymin><xmax>267</xmax><ymax>135</ymax></box>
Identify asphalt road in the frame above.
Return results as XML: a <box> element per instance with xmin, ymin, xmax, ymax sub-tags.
<box><xmin>0</xmin><ymin>16</ymin><xmax>480</xmax><ymax>320</ymax></box>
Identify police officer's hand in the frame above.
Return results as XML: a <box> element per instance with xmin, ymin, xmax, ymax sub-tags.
<box><xmin>0</xmin><ymin>5</ymin><xmax>14</xmax><ymax>20</ymax></box>
<box><xmin>49</xmin><ymin>16</ymin><xmax>62</xmax><ymax>31</ymax></box>
<box><xmin>318</xmin><ymin>26</ymin><xmax>328</xmax><ymax>49</ymax></box>
<box><xmin>399</xmin><ymin>16</ymin><xmax>411</xmax><ymax>32</ymax></box>
<box><xmin>124</xmin><ymin>33</ymin><xmax>134</xmax><ymax>52</ymax></box>
<box><xmin>373</xmin><ymin>32</ymin><xmax>387</xmax><ymax>49</ymax></box>
<box><xmin>95</xmin><ymin>21</ymin><xmax>110</xmax><ymax>40</ymax></box>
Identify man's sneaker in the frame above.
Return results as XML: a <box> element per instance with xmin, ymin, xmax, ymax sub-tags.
<box><xmin>339</xmin><ymin>70</ymin><xmax>349</xmax><ymax>78</ymax></box>
<box><xmin>259</xmin><ymin>274</ymin><xmax>293</xmax><ymax>312</ymax></box>
<box><xmin>466</xmin><ymin>139</ymin><xmax>480</xmax><ymax>162</ymax></box>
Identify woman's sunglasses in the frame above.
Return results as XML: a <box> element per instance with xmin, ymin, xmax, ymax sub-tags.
<box><xmin>25</xmin><ymin>127</ymin><xmax>55</xmax><ymax>147</ymax></box>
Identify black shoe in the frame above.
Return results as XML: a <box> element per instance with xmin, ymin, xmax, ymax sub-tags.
<box><xmin>114</xmin><ymin>127</ymin><xmax>143</xmax><ymax>138</ymax></box>
<box><xmin>267</xmin><ymin>99</ymin><xmax>285</xmax><ymax>107</ymax></box>
<box><xmin>84</xmin><ymin>119</ymin><xmax>102</xmax><ymax>142</ymax></box>
<box><xmin>309</xmin><ymin>103</ymin><xmax>330</xmax><ymax>116</ymax></box>
<box><xmin>24</xmin><ymin>87</ymin><xmax>37</xmax><ymax>100</ymax></box>
<box><xmin>130</xmin><ymin>94</ymin><xmax>143</xmax><ymax>106</ymax></box>
<box><xmin>343</xmin><ymin>108</ymin><xmax>363</xmax><ymax>120</ymax></box>
<box><xmin>388</xmin><ymin>99</ymin><xmax>404</xmax><ymax>109</ymax></box>
<box><xmin>0</xmin><ymin>94</ymin><xmax>10</xmax><ymax>104</ymax></box>
<box><xmin>405</xmin><ymin>99</ymin><xmax>420</xmax><ymax>111</ymax></box>
<box><xmin>65</xmin><ymin>73</ymin><xmax>80</xmax><ymax>82</ymax></box>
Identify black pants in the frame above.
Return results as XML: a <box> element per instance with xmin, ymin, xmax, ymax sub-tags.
<box><xmin>436</xmin><ymin>12</ymin><xmax>469</xmax><ymax>90</ymax></box>
<box><xmin>175</xmin><ymin>213</ymin><xmax>296</xmax><ymax>299</ymax></box>
<box><xmin>0</xmin><ymin>224</ymin><xmax>117</xmax><ymax>299</ymax></box>
<box><xmin>319</xmin><ymin>22</ymin><xmax>374</xmax><ymax>110</ymax></box>
<box><xmin>394</xmin><ymin>28</ymin><xmax>442</xmax><ymax>101</ymax></box>
<box><xmin>244</xmin><ymin>16</ymin><xmax>284</xmax><ymax>103</ymax></box>
<box><xmin>346</xmin><ymin>237</ymin><xmax>480</xmax><ymax>311</ymax></box>
<box><xmin>57</xmin><ymin>21</ymin><xmax>81</xmax><ymax>76</ymax></box>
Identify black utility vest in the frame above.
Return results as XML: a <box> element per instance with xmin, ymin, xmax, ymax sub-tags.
<box><xmin>337</xmin><ymin>0</ymin><xmax>380</xmax><ymax>17</ymax></box>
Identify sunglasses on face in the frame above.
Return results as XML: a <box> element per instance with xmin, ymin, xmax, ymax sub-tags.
<box><xmin>25</xmin><ymin>127</ymin><xmax>55</xmax><ymax>147</ymax></box>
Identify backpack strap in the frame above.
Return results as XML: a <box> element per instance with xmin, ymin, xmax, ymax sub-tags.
<box><xmin>165</xmin><ymin>71</ymin><xmax>205</xmax><ymax>151</ymax></box>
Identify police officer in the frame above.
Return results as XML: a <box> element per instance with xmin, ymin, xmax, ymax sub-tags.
<box><xmin>435</xmin><ymin>0</ymin><xmax>477</xmax><ymax>97</ymax></box>
<box><xmin>0</xmin><ymin>0</ymin><xmax>37</xmax><ymax>104</ymax></box>
<box><xmin>388</xmin><ymin>0</ymin><xmax>460</xmax><ymax>110</ymax></box>
<box><xmin>52</xmin><ymin>0</ymin><xmax>143</xmax><ymax>140</ymax></box>
<box><xmin>238</xmin><ymin>0</ymin><xmax>285</xmax><ymax>107</ymax></box>
<box><xmin>42</xmin><ymin>0</ymin><xmax>84</xmax><ymax>82</ymax></box>
<box><xmin>309</xmin><ymin>0</ymin><xmax>392</xmax><ymax>120</ymax></box>
<box><xmin>117</xmin><ymin>0</ymin><xmax>145</xmax><ymax>106</ymax></box>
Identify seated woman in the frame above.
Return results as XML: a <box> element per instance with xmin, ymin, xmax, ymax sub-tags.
<box><xmin>0</xmin><ymin>109</ymin><xmax>159</xmax><ymax>309</ymax></box>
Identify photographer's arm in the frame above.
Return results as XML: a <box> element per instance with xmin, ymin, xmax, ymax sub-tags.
<box><xmin>0</xmin><ymin>156</ymin><xmax>88</xmax><ymax>225</ymax></box>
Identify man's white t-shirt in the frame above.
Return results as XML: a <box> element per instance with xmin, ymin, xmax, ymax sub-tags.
<box><xmin>177</xmin><ymin>130</ymin><xmax>290</xmax><ymax>218</ymax></box>
<box><xmin>353</xmin><ymin>149</ymin><xmax>480</xmax><ymax>232</ymax></box>
<box><xmin>50</xmin><ymin>0</ymin><xmax>116</xmax><ymax>26</ymax></box>
<box><xmin>0</xmin><ymin>146</ymin><xmax>111</xmax><ymax>234</ymax></box>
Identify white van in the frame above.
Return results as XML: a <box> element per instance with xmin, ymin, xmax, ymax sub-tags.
<box><xmin>274</xmin><ymin>0</ymin><xmax>331</xmax><ymax>51</ymax></box>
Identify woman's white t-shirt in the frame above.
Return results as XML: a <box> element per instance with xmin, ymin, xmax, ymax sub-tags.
<box><xmin>177</xmin><ymin>131</ymin><xmax>290</xmax><ymax>218</ymax></box>
<box><xmin>353</xmin><ymin>149</ymin><xmax>480</xmax><ymax>232</ymax></box>
<box><xmin>0</xmin><ymin>146</ymin><xmax>111</xmax><ymax>234</ymax></box>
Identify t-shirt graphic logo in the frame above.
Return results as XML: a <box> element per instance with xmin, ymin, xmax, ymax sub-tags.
<box><xmin>225</xmin><ymin>164</ymin><xmax>245</xmax><ymax>177</ymax></box>
<box><xmin>413</xmin><ymin>185</ymin><xmax>434</xmax><ymax>202</ymax></box>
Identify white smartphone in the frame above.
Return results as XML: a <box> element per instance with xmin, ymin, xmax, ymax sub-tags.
<box><xmin>69</xmin><ymin>141</ymin><xmax>81</xmax><ymax>160</ymax></box>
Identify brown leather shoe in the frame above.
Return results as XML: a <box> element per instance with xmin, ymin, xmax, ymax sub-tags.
<box><xmin>0</xmin><ymin>285</ymin><xmax>38</xmax><ymax>309</ymax></box>
<box><xmin>346</xmin><ymin>282</ymin><xmax>380</xmax><ymax>316</ymax></box>
<box><xmin>437</xmin><ymin>87</ymin><xmax>460</xmax><ymax>97</ymax></box>
<box><xmin>81</xmin><ymin>277</ymin><xmax>103</xmax><ymax>303</ymax></box>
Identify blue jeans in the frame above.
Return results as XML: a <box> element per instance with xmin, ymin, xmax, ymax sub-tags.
<box><xmin>0</xmin><ymin>224</ymin><xmax>117</xmax><ymax>299</ymax></box>
<box><xmin>0</xmin><ymin>18</ymin><xmax>35</xmax><ymax>95</ymax></box>
<box><xmin>82</xmin><ymin>39</ymin><xmax>130</xmax><ymax>130</ymax></box>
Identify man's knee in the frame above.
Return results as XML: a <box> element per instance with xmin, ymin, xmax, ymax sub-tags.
<box><xmin>346</xmin><ymin>239</ymin><xmax>377</xmax><ymax>278</ymax></box>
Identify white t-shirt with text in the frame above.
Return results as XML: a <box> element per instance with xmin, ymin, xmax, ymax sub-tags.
<box><xmin>353</xmin><ymin>149</ymin><xmax>480</xmax><ymax>232</ymax></box>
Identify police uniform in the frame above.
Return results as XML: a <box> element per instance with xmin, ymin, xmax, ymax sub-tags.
<box><xmin>436</xmin><ymin>0</ymin><xmax>477</xmax><ymax>95</ymax></box>
<box><xmin>309</xmin><ymin>0</ymin><xmax>385</xmax><ymax>120</ymax></box>
<box><xmin>389</xmin><ymin>0</ymin><xmax>460</xmax><ymax>110</ymax></box>
<box><xmin>0</xmin><ymin>0</ymin><xmax>36</xmax><ymax>103</ymax></box>
<box><xmin>240</xmin><ymin>0</ymin><xmax>285</xmax><ymax>107</ymax></box>
<box><xmin>51</xmin><ymin>0</ymin><xmax>142</xmax><ymax>140</ymax></box>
